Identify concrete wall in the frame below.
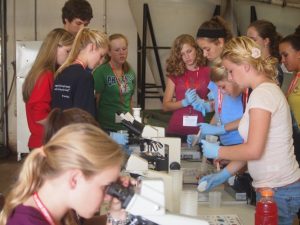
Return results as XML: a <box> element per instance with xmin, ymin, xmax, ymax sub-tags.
<box><xmin>3</xmin><ymin>0</ymin><xmax>300</xmax><ymax>151</ymax></box>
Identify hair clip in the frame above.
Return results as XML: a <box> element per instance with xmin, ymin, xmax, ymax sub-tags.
<box><xmin>251</xmin><ymin>47</ymin><xmax>261</xmax><ymax>59</ymax></box>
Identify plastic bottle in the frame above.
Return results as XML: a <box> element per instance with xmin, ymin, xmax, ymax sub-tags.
<box><xmin>132</xmin><ymin>107</ymin><xmax>142</xmax><ymax>123</ymax></box>
<box><xmin>255</xmin><ymin>188</ymin><xmax>278</xmax><ymax>225</ymax></box>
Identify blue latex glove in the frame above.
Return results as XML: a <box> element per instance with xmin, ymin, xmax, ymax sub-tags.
<box><xmin>186</xmin><ymin>134</ymin><xmax>199</xmax><ymax>147</ymax></box>
<box><xmin>198</xmin><ymin>168</ymin><xmax>231</xmax><ymax>192</ymax></box>
<box><xmin>201</xmin><ymin>140</ymin><xmax>220</xmax><ymax>159</ymax></box>
<box><xmin>182</xmin><ymin>89</ymin><xmax>197</xmax><ymax>107</ymax></box>
<box><xmin>207</xmin><ymin>91</ymin><xmax>215</xmax><ymax>101</ymax></box>
<box><xmin>110</xmin><ymin>132</ymin><xmax>129</xmax><ymax>145</ymax></box>
<box><xmin>192</xmin><ymin>96</ymin><xmax>211</xmax><ymax>117</ymax></box>
<box><xmin>198</xmin><ymin>123</ymin><xmax>226</xmax><ymax>136</ymax></box>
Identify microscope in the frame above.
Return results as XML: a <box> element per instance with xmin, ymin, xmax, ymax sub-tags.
<box><xmin>107</xmin><ymin>178</ymin><xmax>209</xmax><ymax>225</ymax></box>
<box><xmin>120</xmin><ymin>111</ymin><xmax>183</xmax><ymax>212</ymax></box>
<box><xmin>119</xmin><ymin>112</ymin><xmax>181</xmax><ymax>171</ymax></box>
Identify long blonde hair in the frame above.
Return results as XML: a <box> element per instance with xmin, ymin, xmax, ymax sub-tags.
<box><xmin>22</xmin><ymin>28</ymin><xmax>74</xmax><ymax>102</ymax></box>
<box><xmin>166</xmin><ymin>34</ymin><xmax>206</xmax><ymax>76</ymax></box>
<box><xmin>56</xmin><ymin>27</ymin><xmax>109</xmax><ymax>75</ymax></box>
<box><xmin>0</xmin><ymin>123</ymin><xmax>124</xmax><ymax>225</ymax></box>
<box><xmin>221</xmin><ymin>36</ymin><xmax>278</xmax><ymax>82</ymax></box>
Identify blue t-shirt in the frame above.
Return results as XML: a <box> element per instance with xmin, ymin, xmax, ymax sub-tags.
<box><xmin>208</xmin><ymin>81</ymin><xmax>243</xmax><ymax>145</ymax></box>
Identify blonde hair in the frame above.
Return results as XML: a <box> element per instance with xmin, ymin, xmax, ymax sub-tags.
<box><xmin>108</xmin><ymin>33</ymin><xmax>131</xmax><ymax>73</ymax></box>
<box><xmin>22</xmin><ymin>28</ymin><xmax>74</xmax><ymax>102</ymax></box>
<box><xmin>56</xmin><ymin>27</ymin><xmax>109</xmax><ymax>75</ymax></box>
<box><xmin>221</xmin><ymin>36</ymin><xmax>278</xmax><ymax>82</ymax></box>
<box><xmin>210</xmin><ymin>64</ymin><xmax>228</xmax><ymax>82</ymax></box>
<box><xmin>0</xmin><ymin>123</ymin><xmax>124</xmax><ymax>225</ymax></box>
<box><xmin>166</xmin><ymin>34</ymin><xmax>206</xmax><ymax>76</ymax></box>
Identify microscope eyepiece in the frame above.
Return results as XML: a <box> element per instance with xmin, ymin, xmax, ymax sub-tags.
<box><xmin>106</xmin><ymin>183</ymin><xmax>135</xmax><ymax>209</ymax></box>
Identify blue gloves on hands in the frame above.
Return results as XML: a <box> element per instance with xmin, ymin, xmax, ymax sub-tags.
<box><xmin>182</xmin><ymin>89</ymin><xmax>197</xmax><ymax>107</ymax></box>
<box><xmin>110</xmin><ymin>132</ymin><xmax>129</xmax><ymax>145</ymax></box>
<box><xmin>182</xmin><ymin>89</ymin><xmax>211</xmax><ymax>117</ymax></box>
<box><xmin>186</xmin><ymin>134</ymin><xmax>200</xmax><ymax>147</ymax></box>
<box><xmin>191</xmin><ymin>96</ymin><xmax>211</xmax><ymax>117</ymax></box>
<box><xmin>207</xmin><ymin>91</ymin><xmax>215</xmax><ymax>101</ymax></box>
<box><xmin>201</xmin><ymin>140</ymin><xmax>220</xmax><ymax>159</ymax></box>
<box><xmin>198</xmin><ymin>168</ymin><xmax>231</xmax><ymax>192</ymax></box>
<box><xmin>198</xmin><ymin>123</ymin><xmax>226</xmax><ymax>136</ymax></box>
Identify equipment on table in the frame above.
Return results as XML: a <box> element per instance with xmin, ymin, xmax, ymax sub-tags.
<box><xmin>119</xmin><ymin>112</ymin><xmax>181</xmax><ymax>171</ymax></box>
<box><xmin>107</xmin><ymin>178</ymin><xmax>209</xmax><ymax>225</ymax></box>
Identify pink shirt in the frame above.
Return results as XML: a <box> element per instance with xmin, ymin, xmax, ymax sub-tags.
<box><xmin>167</xmin><ymin>67</ymin><xmax>210</xmax><ymax>136</ymax></box>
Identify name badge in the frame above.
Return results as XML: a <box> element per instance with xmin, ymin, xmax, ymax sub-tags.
<box><xmin>183</xmin><ymin>115</ymin><xmax>198</xmax><ymax>127</ymax></box>
<box><xmin>115</xmin><ymin>113</ymin><xmax>122</xmax><ymax>123</ymax></box>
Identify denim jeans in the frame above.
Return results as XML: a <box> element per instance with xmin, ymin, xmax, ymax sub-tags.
<box><xmin>256</xmin><ymin>181</ymin><xmax>300</xmax><ymax>225</ymax></box>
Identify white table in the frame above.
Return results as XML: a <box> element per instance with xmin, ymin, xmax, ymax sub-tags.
<box><xmin>184</xmin><ymin>184</ymin><xmax>255</xmax><ymax>225</ymax></box>
<box><xmin>198</xmin><ymin>204</ymin><xmax>255</xmax><ymax>225</ymax></box>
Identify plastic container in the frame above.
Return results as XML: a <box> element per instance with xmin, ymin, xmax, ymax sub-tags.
<box><xmin>255</xmin><ymin>188</ymin><xmax>278</xmax><ymax>225</ymax></box>
<box><xmin>208</xmin><ymin>191</ymin><xmax>222</xmax><ymax>208</ymax></box>
<box><xmin>169</xmin><ymin>169</ymin><xmax>183</xmax><ymax>213</ymax></box>
<box><xmin>132</xmin><ymin>107</ymin><xmax>142</xmax><ymax>123</ymax></box>
<box><xmin>180</xmin><ymin>190</ymin><xmax>198</xmax><ymax>216</ymax></box>
<box><xmin>197</xmin><ymin>180</ymin><xmax>208</xmax><ymax>192</ymax></box>
<box><xmin>205</xmin><ymin>135</ymin><xmax>218</xmax><ymax>143</ymax></box>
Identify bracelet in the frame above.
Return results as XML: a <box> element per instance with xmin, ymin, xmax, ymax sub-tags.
<box><xmin>107</xmin><ymin>212</ymin><xmax>130</xmax><ymax>225</ymax></box>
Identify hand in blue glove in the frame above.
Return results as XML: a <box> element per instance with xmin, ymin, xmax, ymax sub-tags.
<box><xmin>192</xmin><ymin>96</ymin><xmax>211</xmax><ymax>117</ymax></box>
<box><xmin>201</xmin><ymin>140</ymin><xmax>220</xmax><ymax>159</ymax></box>
<box><xmin>207</xmin><ymin>91</ymin><xmax>215</xmax><ymax>101</ymax></box>
<box><xmin>198</xmin><ymin>168</ymin><xmax>231</xmax><ymax>192</ymax></box>
<box><xmin>186</xmin><ymin>134</ymin><xmax>200</xmax><ymax>147</ymax></box>
<box><xmin>198</xmin><ymin>123</ymin><xmax>226</xmax><ymax>136</ymax></box>
<box><xmin>110</xmin><ymin>132</ymin><xmax>129</xmax><ymax>145</ymax></box>
<box><xmin>182</xmin><ymin>89</ymin><xmax>197</xmax><ymax>107</ymax></box>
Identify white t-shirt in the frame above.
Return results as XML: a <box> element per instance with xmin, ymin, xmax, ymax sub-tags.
<box><xmin>239</xmin><ymin>82</ymin><xmax>300</xmax><ymax>188</ymax></box>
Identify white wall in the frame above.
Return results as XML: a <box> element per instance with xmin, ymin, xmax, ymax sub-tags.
<box><xmin>4</xmin><ymin>0</ymin><xmax>300</xmax><ymax>151</ymax></box>
<box><xmin>234</xmin><ymin>0</ymin><xmax>300</xmax><ymax>36</ymax></box>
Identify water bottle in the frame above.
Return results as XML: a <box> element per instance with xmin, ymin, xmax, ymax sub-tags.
<box><xmin>255</xmin><ymin>188</ymin><xmax>278</xmax><ymax>225</ymax></box>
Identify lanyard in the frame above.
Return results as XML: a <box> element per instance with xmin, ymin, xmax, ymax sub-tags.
<box><xmin>33</xmin><ymin>192</ymin><xmax>57</xmax><ymax>225</ymax></box>
<box><xmin>184</xmin><ymin>68</ymin><xmax>200</xmax><ymax>89</ymax></box>
<box><xmin>287</xmin><ymin>72</ymin><xmax>300</xmax><ymax>96</ymax></box>
<box><xmin>216</xmin><ymin>88</ymin><xmax>223</xmax><ymax>125</ymax></box>
<box><xmin>110</xmin><ymin>62</ymin><xmax>127</xmax><ymax>104</ymax></box>
<box><xmin>73</xmin><ymin>59</ymin><xmax>86</xmax><ymax>69</ymax></box>
<box><xmin>217</xmin><ymin>88</ymin><xmax>223</xmax><ymax>115</ymax></box>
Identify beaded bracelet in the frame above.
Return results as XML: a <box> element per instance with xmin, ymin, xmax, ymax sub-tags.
<box><xmin>107</xmin><ymin>212</ymin><xmax>130</xmax><ymax>225</ymax></box>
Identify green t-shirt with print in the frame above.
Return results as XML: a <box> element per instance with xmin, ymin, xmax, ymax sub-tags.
<box><xmin>93</xmin><ymin>62</ymin><xmax>136</xmax><ymax>131</ymax></box>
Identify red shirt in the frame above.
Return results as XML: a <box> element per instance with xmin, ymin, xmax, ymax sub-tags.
<box><xmin>25</xmin><ymin>71</ymin><xmax>54</xmax><ymax>149</ymax></box>
<box><xmin>167</xmin><ymin>67</ymin><xmax>210</xmax><ymax>135</ymax></box>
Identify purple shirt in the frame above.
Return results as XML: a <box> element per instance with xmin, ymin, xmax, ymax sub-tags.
<box><xmin>167</xmin><ymin>67</ymin><xmax>210</xmax><ymax>136</ymax></box>
<box><xmin>7</xmin><ymin>204</ymin><xmax>48</xmax><ymax>225</ymax></box>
